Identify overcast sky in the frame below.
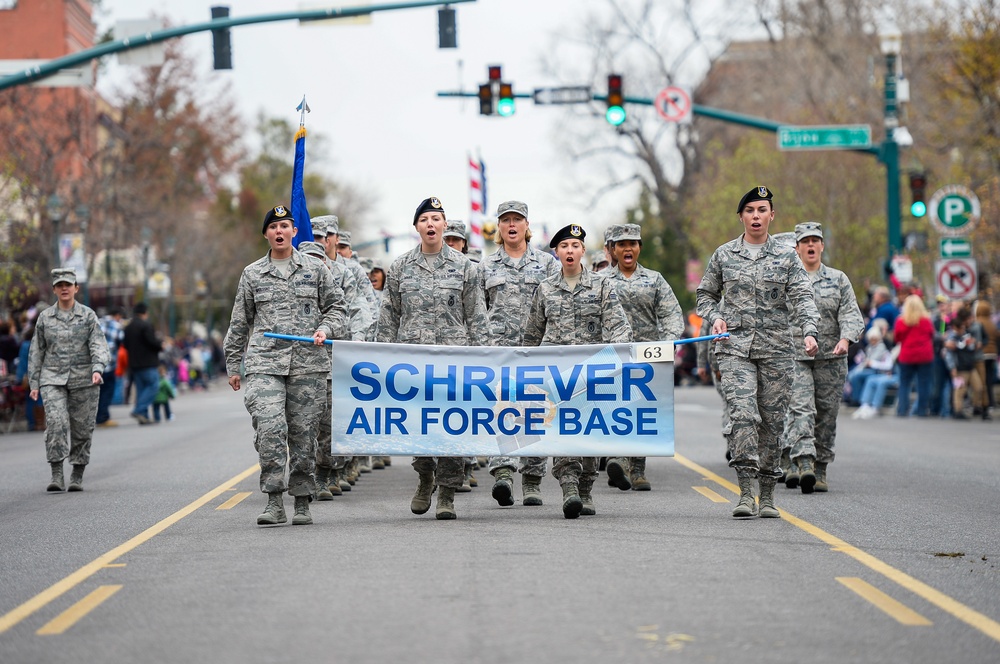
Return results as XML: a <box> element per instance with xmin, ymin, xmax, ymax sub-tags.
<box><xmin>96</xmin><ymin>0</ymin><xmax>676</xmax><ymax>254</ymax></box>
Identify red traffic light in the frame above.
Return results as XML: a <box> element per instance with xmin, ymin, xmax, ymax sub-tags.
<box><xmin>488</xmin><ymin>65</ymin><xmax>502</xmax><ymax>82</ymax></box>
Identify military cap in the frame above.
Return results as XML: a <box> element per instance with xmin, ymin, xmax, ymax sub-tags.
<box><xmin>590</xmin><ymin>251</ymin><xmax>609</xmax><ymax>268</ymax></box>
<box><xmin>310</xmin><ymin>214</ymin><xmax>339</xmax><ymax>236</ymax></box>
<box><xmin>413</xmin><ymin>196</ymin><xmax>445</xmax><ymax>225</ymax></box>
<box><xmin>309</xmin><ymin>217</ymin><xmax>328</xmax><ymax>238</ymax></box>
<box><xmin>736</xmin><ymin>186</ymin><xmax>773</xmax><ymax>214</ymax></box>
<box><xmin>338</xmin><ymin>230</ymin><xmax>352</xmax><ymax>247</ymax></box>
<box><xmin>549</xmin><ymin>223</ymin><xmax>586</xmax><ymax>248</ymax></box>
<box><xmin>610</xmin><ymin>223</ymin><xmax>642</xmax><ymax>243</ymax></box>
<box><xmin>51</xmin><ymin>267</ymin><xmax>77</xmax><ymax>285</ymax></box>
<box><xmin>496</xmin><ymin>200</ymin><xmax>528</xmax><ymax>218</ymax></box>
<box><xmin>444</xmin><ymin>220</ymin><xmax>468</xmax><ymax>239</ymax></box>
<box><xmin>604</xmin><ymin>224</ymin><xmax>623</xmax><ymax>245</ymax></box>
<box><xmin>467</xmin><ymin>247</ymin><xmax>483</xmax><ymax>263</ymax></box>
<box><xmin>262</xmin><ymin>204</ymin><xmax>294</xmax><ymax>234</ymax></box>
<box><xmin>369</xmin><ymin>257</ymin><xmax>385</xmax><ymax>271</ymax></box>
<box><xmin>794</xmin><ymin>221</ymin><xmax>824</xmax><ymax>242</ymax></box>
<box><xmin>359</xmin><ymin>257</ymin><xmax>374</xmax><ymax>272</ymax></box>
<box><xmin>297</xmin><ymin>241</ymin><xmax>327</xmax><ymax>261</ymax></box>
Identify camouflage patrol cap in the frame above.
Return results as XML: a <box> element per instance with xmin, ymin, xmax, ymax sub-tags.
<box><xmin>309</xmin><ymin>217</ymin><xmax>328</xmax><ymax>238</ymax></box>
<box><xmin>337</xmin><ymin>230</ymin><xmax>352</xmax><ymax>247</ymax></box>
<box><xmin>444</xmin><ymin>220</ymin><xmax>468</xmax><ymax>239</ymax></box>
<box><xmin>262</xmin><ymin>204</ymin><xmax>294</xmax><ymax>234</ymax></box>
<box><xmin>359</xmin><ymin>257</ymin><xmax>374</xmax><ymax>272</ymax></box>
<box><xmin>610</xmin><ymin>223</ymin><xmax>642</xmax><ymax>243</ymax></box>
<box><xmin>51</xmin><ymin>267</ymin><xmax>77</xmax><ymax>285</ymax></box>
<box><xmin>496</xmin><ymin>200</ymin><xmax>528</xmax><ymax>219</ymax></box>
<box><xmin>794</xmin><ymin>221</ymin><xmax>824</xmax><ymax>242</ymax></box>
<box><xmin>297</xmin><ymin>241</ymin><xmax>327</xmax><ymax>261</ymax></box>
<box><xmin>604</xmin><ymin>225</ymin><xmax>623</xmax><ymax>246</ymax></box>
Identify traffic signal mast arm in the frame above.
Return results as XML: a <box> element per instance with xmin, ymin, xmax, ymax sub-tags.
<box><xmin>0</xmin><ymin>0</ymin><xmax>477</xmax><ymax>91</ymax></box>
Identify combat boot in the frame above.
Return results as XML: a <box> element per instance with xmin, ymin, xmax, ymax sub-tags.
<box><xmin>814</xmin><ymin>462</ymin><xmax>829</xmax><ymax>492</ymax></box>
<box><xmin>522</xmin><ymin>474</ymin><xmax>543</xmax><ymax>506</ymax></box>
<box><xmin>758</xmin><ymin>478</ymin><xmax>780</xmax><ymax>518</ymax></box>
<box><xmin>315</xmin><ymin>467</ymin><xmax>334</xmax><ymax>501</ymax></box>
<box><xmin>630</xmin><ymin>458</ymin><xmax>651</xmax><ymax>491</ymax></box>
<box><xmin>457</xmin><ymin>463</ymin><xmax>473</xmax><ymax>493</ymax></box>
<box><xmin>468</xmin><ymin>469</ymin><xmax>478</xmax><ymax>487</ymax></box>
<box><xmin>605</xmin><ymin>457</ymin><xmax>632</xmax><ymax>491</ymax></box>
<box><xmin>798</xmin><ymin>455</ymin><xmax>817</xmax><ymax>494</ymax></box>
<box><xmin>67</xmin><ymin>465</ymin><xmax>85</xmax><ymax>492</ymax></box>
<box><xmin>491</xmin><ymin>467</ymin><xmax>515</xmax><ymax>507</ymax></box>
<box><xmin>410</xmin><ymin>472</ymin><xmax>435</xmax><ymax>514</ymax></box>
<box><xmin>732</xmin><ymin>473</ymin><xmax>757</xmax><ymax>518</ymax></box>
<box><xmin>778</xmin><ymin>448</ymin><xmax>791</xmax><ymax>483</ymax></box>
<box><xmin>561</xmin><ymin>482</ymin><xmax>583</xmax><ymax>519</ymax></box>
<box><xmin>435</xmin><ymin>486</ymin><xmax>457</xmax><ymax>520</ymax></box>
<box><xmin>47</xmin><ymin>462</ymin><xmax>65</xmax><ymax>492</ymax></box>
<box><xmin>371</xmin><ymin>456</ymin><xmax>385</xmax><ymax>470</ymax></box>
<box><xmin>292</xmin><ymin>495</ymin><xmax>313</xmax><ymax>525</ymax></box>
<box><xmin>578</xmin><ymin>478</ymin><xmax>596</xmax><ymax>516</ymax></box>
<box><xmin>335</xmin><ymin>468</ymin><xmax>352</xmax><ymax>492</ymax></box>
<box><xmin>257</xmin><ymin>493</ymin><xmax>286</xmax><ymax>525</ymax></box>
<box><xmin>382</xmin><ymin>456</ymin><xmax>392</xmax><ymax>467</ymax></box>
<box><xmin>783</xmin><ymin>453</ymin><xmax>800</xmax><ymax>490</ymax></box>
<box><xmin>346</xmin><ymin>458</ymin><xmax>359</xmax><ymax>485</ymax></box>
<box><xmin>358</xmin><ymin>456</ymin><xmax>372</xmax><ymax>474</ymax></box>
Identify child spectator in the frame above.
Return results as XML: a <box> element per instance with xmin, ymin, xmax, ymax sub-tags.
<box><xmin>152</xmin><ymin>365</ymin><xmax>177</xmax><ymax>423</ymax></box>
<box><xmin>944</xmin><ymin>308</ymin><xmax>985</xmax><ymax>420</ymax></box>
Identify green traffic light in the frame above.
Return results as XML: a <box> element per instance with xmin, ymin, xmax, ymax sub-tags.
<box><xmin>606</xmin><ymin>105</ymin><xmax>626</xmax><ymax>126</ymax></box>
<box><xmin>497</xmin><ymin>99</ymin><xmax>515</xmax><ymax>117</ymax></box>
<box><xmin>911</xmin><ymin>201</ymin><xmax>927</xmax><ymax>217</ymax></box>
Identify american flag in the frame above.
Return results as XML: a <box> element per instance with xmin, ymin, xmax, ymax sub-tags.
<box><xmin>468</xmin><ymin>153</ymin><xmax>487</xmax><ymax>249</ymax></box>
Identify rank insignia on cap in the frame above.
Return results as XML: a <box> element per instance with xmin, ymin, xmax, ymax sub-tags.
<box><xmin>757</xmin><ymin>186</ymin><xmax>768</xmax><ymax>197</ymax></box>
<box><xmin>430</xmin><ymin>197</ymin><xmax>442</xmax><ymax>209</ymax></box>
<box><xmin>274</xmin><ymin>205</ymin><xmax>288</xmax><ymax>217</ymax></box>
<box><xmin>570</xmin><ymin>225</ymin><xmax>582</xmax><ymax>237</ymax></box>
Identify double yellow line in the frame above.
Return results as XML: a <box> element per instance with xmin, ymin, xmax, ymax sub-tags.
<box><xmin>675</xmin><ymin>453</ymin><xmax>1000</xmax><ymax>643</ymax></box>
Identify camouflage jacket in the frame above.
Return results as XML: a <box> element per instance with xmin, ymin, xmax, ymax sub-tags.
<box><xmin>376</xmin><ymin>244</ymin><xmax>488</xmax><ymax>346</ymax></box>
<box><xmin>606</xmin><ymin>263</ymin><xmax>685</xmax><ymax>342</ymax></box>
<box><xmin>224</xmin><ymin>248</ymin><xmax>348</xmax><ymax>377</ymax></box>
<box><xmin>28</xmin><ymin>301</ymin><xmax>109</xmax><ymax>390</ymax></box>
<box><xmin>478</xmin><ymin>244</ymin><xmax>559</xmax><ymax>346</ymax></box>
<box><xmin>336</xmin><ymin>254</ymin><xmax>378</xmax><ymax>341</ymax></box>
<box><xmin>792</xmin><ymin>263</ymin><xmax>864</xmax><ymax>361</ymax></box>
<box><xmin>696</xmin><ymin>234</ymin><xmax>819</xmax><ymax>359</ymax></box>
<box><xmin>523</xmin><ymin>268</ymin><xmax>633</xmax><ymax>346</ymax></box>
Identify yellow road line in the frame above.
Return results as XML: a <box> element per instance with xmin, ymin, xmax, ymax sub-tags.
<box><xmin>692</xmin><ymin>486</ymin><xmax>730</xmax><ymax>503</ymax></box>
<box><xmin>673</xmin><ymin>453</ymin><xmax>1000</xmax><ymax>644</ymax></box>
<box><xmin>0</xmin><ymin>464</ymin><xmax>259</xmax><ymax>634</ymax></box>
<box><xmin>36</xmin><ymin>585</ymin><xmax>123</xmax><ymax>635</ymax></box>
<box><xmin>837</xmin><ymin>577</ymin><xmax>932</xmax><ymax>626</ymax></box>
<box><xmin>101</xmin><ymin>564</ymin><xmax>126</xmax><ymax>569</ymax></box>
<box><xmin>216</xmin><ymin>491</ymin><xmax>253</xmax><ymax>510</ymax></box>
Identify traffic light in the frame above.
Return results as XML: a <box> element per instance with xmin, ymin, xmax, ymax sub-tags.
<box><xmin>437</xmin><ymin>7</ymin><xmax>457</xmax><ymax>48</ymax></box>
<box><xmin>497</xmin><ymin>82</ymin><xmax>515</xmax><ymax>117</ymax></box>
<box><xmin>909</xmin><ymin>171</ymin><xmax>927</xmax><ymax>217</ymax></box>
<box><xmin>606</xmin><ymin>74</ymin><xmax>625</xmax><ymax>126</ymax></box>
<box><xmin>478</xmin><ymin>84</ymin><xmax>493</xmax><ymax>116</ymax></box>
<box><xmin>210</xmin><ymin>6</ymin><xmax>232</xmax><ymax>70</ymax></box>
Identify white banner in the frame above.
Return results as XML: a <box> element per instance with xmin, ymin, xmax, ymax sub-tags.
<box><xmin>331</xmin><ymin>341</ymin><xmax>675</xmax><ymax>457</ymax></box>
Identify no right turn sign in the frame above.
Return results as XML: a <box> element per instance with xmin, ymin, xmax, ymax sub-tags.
<box><xmin>936</xmin><ymin>258</ymin><xmax>978</xmax><ymax>300</ymax></box>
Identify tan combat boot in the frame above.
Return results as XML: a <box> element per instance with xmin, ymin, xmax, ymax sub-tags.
<box><xmin>67</xmin><ymin>465</ymin><xmax>85</xmax><ymax>492</ymax></box>
<box><xmin>798</xmin><ymin>456</ymin><xmax>816</xmax><ymax>494</ymax></box>
<box><xmin>578</xmin><ymin>478</ymin><xmax>596</xmax><ymax>516</ymax></box>
<box><xmin>561</xmin><ymin>482</ymin><xmax>583</xmax><ymax>519</ymax></box>
<box><xmin>436</xmin><ymin>486</ymin><xmax>457</xmax><ymax>520</ymax></box>
<box><xmin>783</xmin><ymin>450</ymin><xmax>800</xmax><ymax>490</ymax></box>
<box><xmin>814</xmin><ymin>462</ymin><xmax>829</xmax><ymax>492</ymax></box>
<box><xmin>630</xmin><ymin>457</ymin><xmax>651</xmax><ymax>491</ymax></box>
<box><xmin>410</xmin><ymin>472</ymin><xmax>435</xmax><ymax>514</ymax></box>
<box><xmin>257</xmin><ymin>492</ymin><xmax>286</xmax><ymax>525</ymax></box>
<box><xmin>47</xmin><ymin>462</ymin><xmax>65</xmax><ymax>492</ymax></box>
<box><xmin>491</xmin><ymin>467</ymin><xmax>515</xmax><ymax>507</ymax></box>
<box><xmin>732</xmin><ymin>473</ymin><xmax>757</xmax><ymax>518</ymax></box>
<box><xmin>758</xmin><ymin>478</ymin><xmax>780</xmax><ymax>518</ymax></box>
<box><xmin>457</xmin><ymin>462</ymin><xmax>473</xmax><ymax>493</ymax></box>
<box><xmin>292</xmin><ymin>495</ymin><xmax>313</xmax><ymax>525</ymax></box>
<box><xmin>315</xmin><ymin>467</ymin><xmax>334</xmax><ymax>501</ymax></box>
<box><xmin>605</xmin><ymin>457</ymin><xmax>632</xmax><ymax>491</ymax></box>
<box><xmin>522</xmin><ymin>474</ymin><xmax>543</xmax><ymax>506</ymax></box>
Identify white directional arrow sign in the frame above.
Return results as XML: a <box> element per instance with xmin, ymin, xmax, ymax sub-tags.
<box><xmin>532</xmin><ymin>86</ymin><xmax>592</xmax><ymax>105</ymax></box>
<box><xmin>939</xmin><ymin>237</ymin><xmax>972</xmax><ymax>258</ymax></box>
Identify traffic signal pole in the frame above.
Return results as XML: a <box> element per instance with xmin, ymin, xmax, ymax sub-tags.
<box><xmin>0</xmin><ymin>0</ymin><xmax>476</xmax><ymax>91</ymax></box>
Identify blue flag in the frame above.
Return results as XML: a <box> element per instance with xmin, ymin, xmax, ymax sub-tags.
<box><xmin>290</xmin><ymin>124</ymin><xmax>313</xmax><ymax>248</ymax></box>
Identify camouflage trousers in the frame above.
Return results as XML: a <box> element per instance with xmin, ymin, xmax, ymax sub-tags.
<box><xmin>412</xmin><ymin>457</ymin><xmax>465</xmax><ymax>489</ymax></box>
<box><xmin>552</xmin><ymin>457</ymin><xmax>599</xmax><ymax>486</ymax></box>
<box><xmin>718</xmin><ymin>354</ymin><xmax>794</xmax><ymax>479</ymax></box>
<box><xmin>782</xmin><ymin>358</ymin><xmax>847</xmax><ymax>464</ymax></box>
<box><xmin>244</xmin><ymin>372</ymin><xmax>324</xmax><ymax>496</ymax></box>
<box><xmin>39</xmin><ymin>384</ymin><xmax>99</xmax><ymax>466</ymax></box>
<box><xmin>712</xmin><ymin>371</ymin><xmax>730</xmax><ymax>434</ymax></box>
<box><xmin>486</xmin><ymin>455</ymin><xmax>548</xmax><ymax>477</ymax></box>
<box><xmin>314</xmin><ymin>379</ymin><xmax>349</xmax><ymax>470</ymax></box>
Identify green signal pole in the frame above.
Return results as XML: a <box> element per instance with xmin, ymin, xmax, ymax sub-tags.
<box><xmin>0</xmin><ymin>0</ymin><xmax>475</xmax><ymax>91</ymax></box>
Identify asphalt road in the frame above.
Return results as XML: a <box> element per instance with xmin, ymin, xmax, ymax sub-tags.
<box><xmin>1</xmin><ymin>381</ymin><xmax>998</xmax><ymax>663</ymax></box>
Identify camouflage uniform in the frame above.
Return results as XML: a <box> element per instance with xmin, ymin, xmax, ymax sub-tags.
<box><xmin>696</xmin><ymin>235</ymin><xmax>819</xmax><ymax>479</ymax></box>
<box><xmin>696</xmin><ymin>316</ymin><xmax>729</xmax><ymax>435</ymax></box>
<box><xmin>377</xmin><ymin>243</ymin><xmax>488</xmax><ymax>489</ymax></box>
<box><xmin>607</xmin><ymin>260</ymin><xmax>684</xmax><ymax>481</ymax></box>
<box><xmin>336</xmin><ymin>253</ymin><xmax>378</xmax><ymax>341</ymax></box>
<box><xmin>28</xmin><ymin>301</ymin><xmax>109</xmax><ymax>466</ymax></box>
<box><xmin>783</xmin><ymin>263</ymin><xmax>863</xmax><ymax>465</ymax></box>
<box><xmin>479</xmin><ymin>243</ymin><xmax>560</xmax><ymax>478</ymax></box>
<box><xmin>224</xmin><ymin>248</ymin><xmax>348</xmax><ymax>496</ymax></box>
<box><xmin>523</xmin><ymin>269</ymin><xmax>633</xmax><ymax>486</ymax></box>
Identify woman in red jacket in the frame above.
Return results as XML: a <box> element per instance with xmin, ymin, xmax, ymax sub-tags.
<box><xmin>894</xmin><ymin>294</ymin><xmax>935</xmax><ymax>416</ymax></box>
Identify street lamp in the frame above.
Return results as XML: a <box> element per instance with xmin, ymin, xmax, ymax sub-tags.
<box><xmin>75</xmin><ymin>204</ymin><xmax>90</xmax><ymax>306</ymax></box>
<box><xmin>46</xmin><ymin>194</ymin><xmax>65</xmax><ymax>272</ymax></box>
<box><xmin>880</xmin><ymin>26</ymin><xmax>903</xmax><ymax>260</ymax></box>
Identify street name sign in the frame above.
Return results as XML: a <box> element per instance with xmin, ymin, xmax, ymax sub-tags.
<box><xmin>936</xmin><ymin>258</ymin><xmax>978</xmax><ymax>300</ymax></box>
<box><xmin>939</xmin><ymin>237</ymin><xmax>972</xmax><ymax>258</ymax></box>
<box><xmin>777</xmin><ymin>125</ymin><xmax>872</xmax><ymax>151</ymax></box>
<box><xmin>532</xmin><ymin>86</ymin><xmax>592</xmax><ymax>105</ymax></box>
<box><xmin>928</xmin><ymin>185</ymin><xmax>980</xmax><ymax>237</ymax></box>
